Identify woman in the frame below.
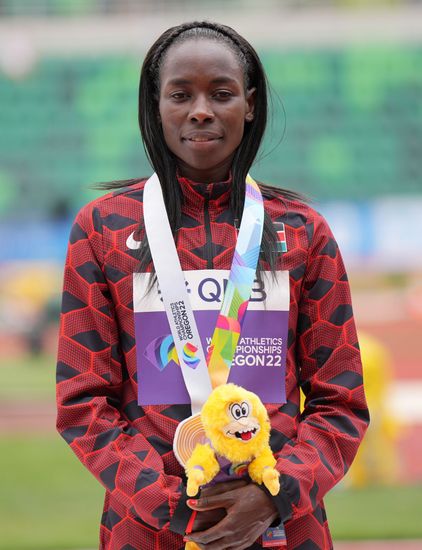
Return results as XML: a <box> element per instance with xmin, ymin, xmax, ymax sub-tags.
<box><xmin>56</xmin><ymin>21</ymin><xmax>369</xmax><ymax>550</ymax></box>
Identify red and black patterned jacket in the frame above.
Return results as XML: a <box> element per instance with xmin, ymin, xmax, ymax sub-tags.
<box><xmin>56</xmin><ymin>176</ymin><xmax>369</xmax><ymax>550</ymax></box>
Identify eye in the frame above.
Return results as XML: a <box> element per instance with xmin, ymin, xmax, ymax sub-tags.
<box><xmin>230</xmin><ymin>403</ymin><xmax>243</xmax><ymax>420</ymax></box>
<box><xmin>213</xmin><ymin>90</ymin><xmax>233</xmax><ymax>100</ymax></box>
<box><xmin>170</xmin><ymin>91</ymin><xmax>189</xmax><ymax>101</ymax></box>
<box><xmin>229</xmin><ymin>401</ymin><xmax>249</xmax><ymax>420</ymax></box>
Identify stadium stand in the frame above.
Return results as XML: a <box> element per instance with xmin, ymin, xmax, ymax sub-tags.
<box><xmin>0</xmin><ymin>45</ymin><xmax>420</xmax><ymax>220</ymax></box>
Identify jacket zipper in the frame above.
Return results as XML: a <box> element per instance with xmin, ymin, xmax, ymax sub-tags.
<box><xmin>204</xmin><ymin>194</ymin><xmax>213</xmax><ymax>269</ymax></box>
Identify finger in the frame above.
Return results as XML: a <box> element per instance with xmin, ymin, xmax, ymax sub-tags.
<box><xmin>192</xmin><ymin>508</ymin><xmax>226</xmax><ymax>531</ymax></box>
<box><xmin>188</xmin><ymin>484</ymin><xmax>244</xmax><ymax>510</ymax></box>
<box><xmin>186</xmin><ymin>517</ymin><xmax>232</xmax><ymax>546</ymax></box>
<box><xmin>187</xmin><ymin>492</ymin><xmax>234</xmax><ymax>511</ymax></box>
<box><xmin>199</xmin><ymin>479</ymin><xmax>248</xmax><ymax>497</ymax></box>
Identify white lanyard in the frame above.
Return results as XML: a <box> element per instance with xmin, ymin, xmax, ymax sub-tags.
<box><xmin>143</xmin><ymin>174</ymin><xmax>212</xmax><ymax>414</ymax></box>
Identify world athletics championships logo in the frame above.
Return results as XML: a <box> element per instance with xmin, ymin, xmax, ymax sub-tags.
<box><xmin>182</xmin><ymin>342</ymin><xmax>200</xmax><ymax>368</ymax></box>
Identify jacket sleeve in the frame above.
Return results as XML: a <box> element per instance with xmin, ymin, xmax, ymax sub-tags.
<box><xmin>270</xmin><ymin>211</ymin><xmax>370</xmax><ymax>522</ymax></box>
<box><xmin>56</xmin><ymin>202</ymin><xmax>190</xmax><ymax>534</ymax></box>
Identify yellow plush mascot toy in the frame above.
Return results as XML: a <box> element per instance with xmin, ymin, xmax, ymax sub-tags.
<box><xmin>174</xmin><ymin>384</ymin><xmax>280</xmax><ymax>550</ymax></box>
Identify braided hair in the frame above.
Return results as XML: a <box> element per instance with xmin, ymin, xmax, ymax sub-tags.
<box><xmin>138</xmin><ymin>21</ymin><xmax>280</xmax><ymax>274</ymax></box>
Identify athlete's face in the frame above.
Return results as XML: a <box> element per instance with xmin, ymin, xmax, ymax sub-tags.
<box><xmin>158</xmin><ymin>39</ymin><xmax>255</xmax><ymax>183</ymax></box>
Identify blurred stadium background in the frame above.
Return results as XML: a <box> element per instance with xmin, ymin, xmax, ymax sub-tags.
<box><xmin>0</xmin><ymin>0</ymin><xmax>421</xmax><ymax>548</ymax></box>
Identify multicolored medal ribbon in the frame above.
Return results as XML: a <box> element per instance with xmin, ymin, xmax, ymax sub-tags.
<box><xmin>143</xmin><ymin>173</ymin><xmax>264</xmax><ymax>411</ymax></box>
<box><xmin>206</xmin><ymin>175</ymin><xmax>264</xmax><ymax>388</ymax></box>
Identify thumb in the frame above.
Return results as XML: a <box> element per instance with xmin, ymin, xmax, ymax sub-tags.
<box><xmin>187</xmin><ymin>492</ymin><xmax>235</xmax><ymax>511</ymax></box>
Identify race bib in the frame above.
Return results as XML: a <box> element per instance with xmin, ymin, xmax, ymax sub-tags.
<box><xmin>134</xmin><ymin>270</ymin><xmax>289</xmax><ymax>405</ymax></box>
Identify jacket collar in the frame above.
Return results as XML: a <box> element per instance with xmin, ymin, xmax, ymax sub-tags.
<box><xmin>178</xmin><ymin>173</ymin><xmax>232</xmax><ymax>211</ymax></box>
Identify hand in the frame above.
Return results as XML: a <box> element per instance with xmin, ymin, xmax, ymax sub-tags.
<box><xmin>186</xmin><ymin>482</ymin><xmax>279</xmax><ymax>550</ymax></box>
<box><xmin>191</xmin><ymin>480</ymin><xmax>247</xmax><ymax>532</ymax></box>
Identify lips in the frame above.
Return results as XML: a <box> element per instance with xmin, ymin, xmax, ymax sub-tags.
<box><xmin>183</xmin><ymin>132</ymin><xmax>222</xmax><ymax>142</ymax></box>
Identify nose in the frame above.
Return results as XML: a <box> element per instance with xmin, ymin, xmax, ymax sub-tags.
<box><xmin>188</xmin><ymin>95</ymin><xmax>214</xmax><ymax>123</ymax></box>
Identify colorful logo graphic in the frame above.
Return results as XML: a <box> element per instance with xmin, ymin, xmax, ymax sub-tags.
<box><xmin>182</xmin><ymin>342</ymin><xmax>200</xmax><ymax>368</ymax></box>
<box><xmin>144</xmin><ymin>334</ymin><xmax>178</xmax><ymax>372</ymax></box>
<box><xmin>144</xmin><ymin>336</ymin><xmax>200</xmax><ymax>371</ymax></box>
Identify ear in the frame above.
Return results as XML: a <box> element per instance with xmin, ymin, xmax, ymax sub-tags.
<box><xmin>245</xmin><ymin>87</ymin><xmax>256</xmax><ymax>122</ymax></box>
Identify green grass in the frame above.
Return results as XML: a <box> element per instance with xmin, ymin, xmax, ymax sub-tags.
<box><xmin>0</xmin><ymin>436</ymin><xmax>421</xmax><ymax>549</ymax></box>
<box><xmin>326</xmin><ymin>484</ymin><xmax>422</xmax><ymax>541</ymax></box>
<box><xmin>0</xmin><ymin>435</ymin><xmax>103</xmax><ymax>550</ymax></box>
<box><xmin>0</xmin><ymin>354</ymin><xmax>56</xmax><ymax>401</ymax></box>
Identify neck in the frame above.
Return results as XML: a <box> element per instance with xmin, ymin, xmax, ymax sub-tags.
<box><xmin>176</xmin><ymin>160</ymin><xmax>233</xmax><ymax>184</ymax></box>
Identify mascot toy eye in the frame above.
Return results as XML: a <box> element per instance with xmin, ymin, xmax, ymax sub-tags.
<box><xmin>230</xmin><ymin>401</ymin><xmax>249</xmax><ymax>419</ymax></box>
<box><xmin>176</xmin><ymin>383</ymin><xmax>280</xmax><ymax>498</ymax></box>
